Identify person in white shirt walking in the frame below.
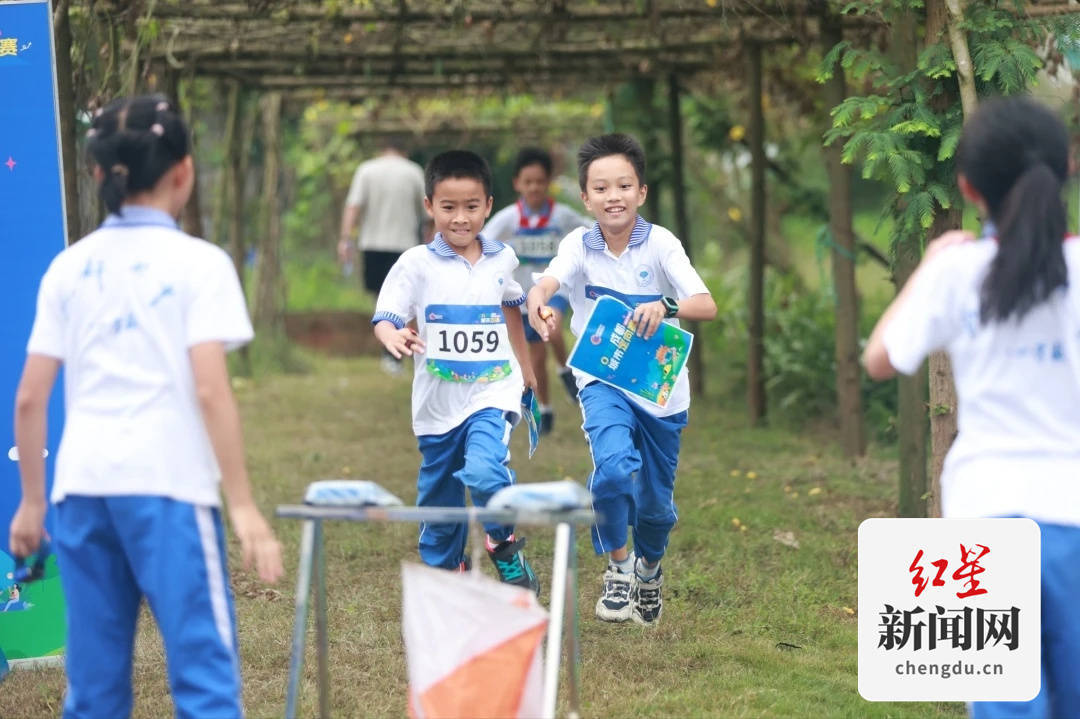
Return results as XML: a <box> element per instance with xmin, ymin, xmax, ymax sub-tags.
<box><xmin>8</xmin><ymin>94</ymin><xmax>282</xmax><ymax>719</ymax></box>
<box><xmin>864</xmin><ymin>96</ymin><xmax>1080</xmax><ymax>719</ymax></box>
<box><xmin>338</xmin><ymin>138</ymin><xmax>428</xmax><ymax>374</ymax></box>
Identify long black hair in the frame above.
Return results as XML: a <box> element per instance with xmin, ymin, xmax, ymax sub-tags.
<box><xmin>85</xmin><ymin>94</ymin><xmax>190</xmax><ymax>215</ymax></box>
<box><xmin>956</xmin><ymin>96</ymin><xmax>1070</xmax><ymax>324</ymax></box>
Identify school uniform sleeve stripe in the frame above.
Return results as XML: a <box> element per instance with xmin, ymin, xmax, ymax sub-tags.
<box><xmin>372</xmin><ymin>311</ymin><xmax>407</xmax><ymax>329</ymax></box>
<box><xmin>502</xmin><ymin>293</ymin><xmax>527</xmax><ymax>307</ymax></box>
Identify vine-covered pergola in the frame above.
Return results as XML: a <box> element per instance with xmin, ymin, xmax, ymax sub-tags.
<box><xmin>55</xmin><ymin>0</ymin><xmax>1080</xmax><ymax>491</ymax></box>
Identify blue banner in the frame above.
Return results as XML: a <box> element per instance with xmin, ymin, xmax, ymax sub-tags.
<box><xmin>0</xmin><ymin>0</ymin><xmax>68</xmax><ymax>661</ymax></box>
<box><xmin>567</xmin><ymin>296</ymin><xmax>693</xmax><ymax>408</ymax></box>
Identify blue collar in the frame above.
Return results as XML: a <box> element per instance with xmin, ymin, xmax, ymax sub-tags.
<box><xmin>102</xmin><ymin>205</ymin><xmax>180</xmax><ymax>230</ymax></box>
<box><xmin>583</xmin><ymin>215</ymin><xmax>652</xmax><ymax>251</ymax></box>
<box><xmin>428</xmin><ymin>233</ymin><xmax>505</xmax><ymax>258</ymax></box>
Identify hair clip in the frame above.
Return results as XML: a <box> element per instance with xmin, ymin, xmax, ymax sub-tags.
<box><xmin>111</xmin><ymin>164</ymin><xmax>129</xmax><ymax>176</ymax></box>
<box><xmin>156</xmin><ymin>101</ymin><xmax>169</xmax><ymax>112</ymax></box>
<box><xmin>150</xmin><ymin>123</ymin><xmax>165</xmax><ymax>136</ymax></box>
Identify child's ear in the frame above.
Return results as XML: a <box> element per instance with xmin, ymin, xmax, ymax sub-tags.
<box><xmin>423</xmin><ymin>196</ymin><xmax>435</xmax><ymax>219</ymax></box>
<box><xmin>484</xmin><ymin>195</ymin><xmax>493</xmax><ymax>218</ymax></box>
<box><xmin>639</xmin><ymin>183</ymin><xmax>648</xmax><ymax>206</ymax></box>
<box><xmin>957</xmin><ymin>174</ymin><xmax>983</xmax><ymax>207</ymax></box>
<box><xmin>581</xmin><ymin>190</ymin><xmax>591</xmax><ymax>212</ymax></box>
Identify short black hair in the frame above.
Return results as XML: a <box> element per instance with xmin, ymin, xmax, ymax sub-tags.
<box><xmin>513</xmin><ymin>147</ymin><xmax>552</xmax><ymax>177</ymax></box>
<box><xmin>86</xmin><ymin>94</ymin><xmax>190</xmax><ymax>215</ymax></box>
<box><xmin>424</xmin><ymin>150</ymin><xmax>493</xmax><ymax>199</ymax></box>
<box><xmin>577</xmin><ymin>133</ymin><xmax>646</xmax><ymax>190</ymax></box>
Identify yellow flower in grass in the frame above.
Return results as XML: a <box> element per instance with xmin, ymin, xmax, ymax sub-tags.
<box><xmin>745</xmin><ymin>471</ymin><xmax>757</xmax><ymax>480</ymax></box>
<box><xmin>730</xmin><ymin>469</ymin><xmax>741</xmax><ymax>477</ymax></box>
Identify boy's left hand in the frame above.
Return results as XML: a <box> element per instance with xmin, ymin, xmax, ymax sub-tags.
<box><xmin>632</xmin><ymin>300</ymin><xmax>667</xmax><ymax>340</ymax></box>
<box><xmin>8</xmin><ymin>499</ymin><xmax>47</xmax><ymax>559</ymax></box>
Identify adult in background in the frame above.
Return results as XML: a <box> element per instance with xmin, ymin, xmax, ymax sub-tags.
<box><xmin>338</xmin><ymin>137</ymin><xmax>428</xmax><ymax>374</ymax></box>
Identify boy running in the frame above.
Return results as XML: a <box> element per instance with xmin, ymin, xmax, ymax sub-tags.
<box><xmin>373</xmin><ymin>150</ymin><xmax>540</xmax><ymax>592</ymax></box>
<box><xmin>527</xmin><ymin>134</ymin><xmax>716</xmax><ymax>624</ymax></box>
<box><xmin>483</xmin><ymin>148</ymin><xmax>590</xmax><ymax>434</ymax></box>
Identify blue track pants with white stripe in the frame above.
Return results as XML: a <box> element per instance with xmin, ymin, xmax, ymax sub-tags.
<box><xmin>416</xmin><ymin>408</ymin><xmax>516</xmax><ymax>569</ymax></box>
<box><xmin>971</xmin><ymin>522</ymin><xmax>1080</xmax><ymax>719</ymax></box>
<box><xmin>580</xmin><ymin>381</ymin><xmax>688</xmax><ymax>562</ymax></box>
<box><xmin>55</xmin><ymin>495</ymin><xmax>242</xmax><ymax>719</ymax></box>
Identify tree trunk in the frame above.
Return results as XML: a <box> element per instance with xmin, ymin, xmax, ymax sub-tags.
<box><xmin>52</xmin><ymin>0</ymin><xmax>80</xmax><ymax>244</ymax></box>
<box><xmin>890</xmin><ymin>11</ymin><xmax>929</xmax><ymax>516</ymax></box>
<box><xmin>254</xmin><ymin>92</ymin><xmax>285</xmax><ymax>333</ymax></box>
<box><xmin>896</xmin><ymin>241</ymin><xmax>930</xmax><ymax>517</ymax></box>
<box><xmin>747</xmin><ymin>41</ymin><xmax>767</xmax><ymax>425</ymax></box>
<box><xmin>667</xmin><ymin>74</ymin><xmax>706</xmax><ymax>398</ymax></box>
<box><xmin>221</xmin><ymin>81</ymin><xmax>252</xmax><ymax>371</ymax></box>
<box><xmin>166</xmin><ymin>69</ymin><xmax>205</xmax><ymax>237</ymax></box>
<box><xmin>821</xmin><ymin>11</ymin><xmax>866</xmax><ymax>457</ymax></box>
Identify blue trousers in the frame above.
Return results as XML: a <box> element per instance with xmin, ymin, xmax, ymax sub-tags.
<box><xmin>580</xmin><ymin>382</ymin><xmax>688</xmax><ymax>562</ymax></box>
<box><xmin>971</xmin><ymin>522</ymin><xmax>1080</xmax><ymax>719</ymax></box>
<box><xmin>416</xmin><ymin>408</ymin><xmax>516</xmax><ymax>569</ymax></box>
<box><xmin>54</xmin><ymin>495</ymin><xmax>242</xmax><ymax>719</ymax></box>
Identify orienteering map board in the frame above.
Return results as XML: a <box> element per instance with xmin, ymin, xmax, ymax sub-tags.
<box><xmin>0</xmin><ymin>0</ymin><xmax>69</xmax><ymax>661</ymax></box>
<box><xmin>566</xmin><ymin>296</ymin><xmax>692</xmax><ymax>408</ymax></box>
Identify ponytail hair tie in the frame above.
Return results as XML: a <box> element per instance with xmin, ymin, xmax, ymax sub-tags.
<box><xmin>111</xmin><ymin>164</ymin><xmax>129</xmax><ymax>177</ymax></box>
<box><xmin>150</xmin><ymin>123</ymin><xmax>165</xmax><ymax>136</ymax></box>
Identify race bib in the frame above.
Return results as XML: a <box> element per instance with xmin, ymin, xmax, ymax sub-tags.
<box><xmin>513</xmin><ymin>228</ymin><xmax>563</xmax><ymax>263</ymax></box>
<box><xmin>424</xmin><ymin>304</ymin><xmax>513</xmax><ymax>383</ymax></box>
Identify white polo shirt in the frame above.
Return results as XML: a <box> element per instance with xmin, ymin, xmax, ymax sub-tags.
<box><xmin>883</xmin><ymin>237</ymin><xmax>1080</xmax><ymax>527</ymax></box>
<box><xmin>373</xmin><ymin>235</ymin><xmax>527</xmax><ymax>437</ymax></box>
<box><xmin>482</xmin><ymin>199</ymin><xmax>590</xmax><ymax>296</ymax></box>
<box><xmin>540</xmin><ymin>216</ymin><xmax>709</xmax><ymax>417</ymax></box>
<box><xmin>345</xmin><ymin>153</ymin><xmax>427</xmax><ymax>253</ymax></box>
<box><xmin>26</xmin><ymin>206</ymin><xmax>254</xmax><ymax>507</ymax></box>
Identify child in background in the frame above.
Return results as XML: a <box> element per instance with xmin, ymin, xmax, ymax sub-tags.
<box><xmin>373</xmin><ymin>150</ymin><xmax>540</xmax><ymax>593</ymax></box>
<box><xmin>483</xmin><ymin>148</ymin><xmax>590</xmax><ymax>434</ymax></box>
<box><xmin>527</xmin><ymin>134</ymin><xmax>716</xmax><ymax>624</ymax></box>
<box><xmin>864</xmin><ymin>96</ymin><xmax>1080</xmax><ymax>719</ymax></box>
<box><xmin>8</xmin><ymin>95</ymin><xmax>283</xmax><ymax>719</ymax></box>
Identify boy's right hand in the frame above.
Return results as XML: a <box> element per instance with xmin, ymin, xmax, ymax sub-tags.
<box><xmin>526</xmin><ymin>301</ymin><xmax>558</xmax><ymax>342</ymax></box>
<box><xmin>228</xmin><ymin>503</ymin><xmax>284</xmax><ymax>584</ymax></box>
<box><xmin>381</xmin><ymin>327</ymin><xmax>425</xmax><ymax>359</ymax></box>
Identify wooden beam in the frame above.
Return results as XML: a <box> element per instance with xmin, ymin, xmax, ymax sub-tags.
<box><xmin>748</xmin><ymin>40</ymin><xmax>767</xmax><ymax>425</ymax></box>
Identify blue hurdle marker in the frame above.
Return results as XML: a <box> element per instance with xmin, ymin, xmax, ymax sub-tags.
<box><xmin>277</xmin><ymin>479</ymin><xmax>595</xmax><ymax>719</ymax></box>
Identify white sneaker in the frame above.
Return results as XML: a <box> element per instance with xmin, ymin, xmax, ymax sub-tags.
<box><xmin>595</xmin><ymin>565</ymin><xmax>634</xmax><ymax>622</ymax></box>
<box><xmin>632</xmin><ymin>565</ymin><xmax>663</xmax><ymax>625</ymax></box>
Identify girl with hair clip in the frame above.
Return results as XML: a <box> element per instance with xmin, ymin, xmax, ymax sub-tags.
<box><xmin>7</xmin><ymin>94</ymin><xmax>283</xmax><ymax>719</ymax></box>
<box><xmin>864</xmin><ymin>95</ymin><xmax>1080</xmax><ymax>719</ymax></box>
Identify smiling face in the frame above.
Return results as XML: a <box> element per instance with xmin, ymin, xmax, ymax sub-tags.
<box><xmin>581</xmin><ymin>154</ymin><xmax>647</xmax><ymax>238</ymax></box>
<box><xmin>424</xmin><ymin>176</ymin><xmax>493</xmax><ymax>251</ymax></box>
<box><xmin>513</xmin><ymin>163</ymin><xmax>551</xmax><ymax>211</ymax></box>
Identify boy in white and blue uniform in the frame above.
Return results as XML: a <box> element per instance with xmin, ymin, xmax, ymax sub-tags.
<box><xmin>483</xmin><ymin>148</ymin><xmax>590</xmax><ymax>433</ymax></box>
<box><xmin>527</xmin><ymin>134</ymin><xmax>716</xmax><ymax>624</ymax></box>
<box><xmin>9</xmin><ymin>95</ymin><xmax>283</xmax><ymax>719</ymax></box>
<box><xmin>373</xmin><ymin>150</ymin><xmax>540</xmax><ymax>592</ymax></box>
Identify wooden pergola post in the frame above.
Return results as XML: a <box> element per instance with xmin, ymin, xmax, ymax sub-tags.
<box><xmin>747</xmin><ymin>41</ymin><xmax>767</xmax><ymax>424</ymax></box>
<box><xmin>254</xmin><ymin>91</ymin><xmax>285</xmax><ymax>333</ymax></box>
<box><xmin>821</xmin><ymin>12</ymin><xmax>866</xmax><ymax>457</ymax></box>
<box><xmin>667</xmin><ymin>73</ymin><xmax>705</xmax><ymax>397</ymax></box>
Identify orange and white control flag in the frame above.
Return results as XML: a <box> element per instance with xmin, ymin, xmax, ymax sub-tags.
<box><xmin>402</xmin><ymin>563</ymin><xmax>548</xmax><ymax>718</ymax></box>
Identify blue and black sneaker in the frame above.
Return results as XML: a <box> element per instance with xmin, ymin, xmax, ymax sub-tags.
<box><xmin>487</xmin><ymin>536</ymin><xmax>540</xmax><ymax>597</ymax></box>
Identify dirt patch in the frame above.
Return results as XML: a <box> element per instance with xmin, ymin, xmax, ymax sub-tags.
<box><xmin>284</xmin><ymin>311</ymin><xmax>382</xmax><ymax>356</ymax></box>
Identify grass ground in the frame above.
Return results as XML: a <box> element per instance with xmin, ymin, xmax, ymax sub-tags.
<box><xmin>0</xmin><ymin>355</ymin><xmax>965</xmax><ymax>718</ymax></box>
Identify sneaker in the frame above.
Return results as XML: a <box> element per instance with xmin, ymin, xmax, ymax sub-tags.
<box><xmin>558</xmin><ymin>367</ymin><xmax>579</xmax><ymax>401</ymax></box>
<box><xmin>487</xmin><ymin>537</ymin><xmax>540</xmax><ymax>595</ymax></box>
<box><xmin>540</xmin><ymin>408</ymin><xmax>554</xmax><ymax>435</ymax></box>
<box><xmin>453</xmin><ymin>557</ymin><xmax>472</xmax><ymax>573</ymax></box>
<box><xmin>632</xmin><ymin>565</ymin><xmax>663</xmax><ymax>625</ymax></box>
<box><xmin>595</xmin><ymin>565</ymin><xmax>634</xmax><ymax>622</ymax></box>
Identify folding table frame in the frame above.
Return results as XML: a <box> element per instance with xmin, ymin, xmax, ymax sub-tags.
<box><xmin>277</xmin><ymin>503</ymin><xmax>595</xmax><ymax>719</ymax></box>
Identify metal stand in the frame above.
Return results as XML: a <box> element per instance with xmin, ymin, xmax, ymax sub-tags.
<box><xmin>278</xmin><ymin>504</ymin><xmax>593</xmax><ymax>719</ymax></box>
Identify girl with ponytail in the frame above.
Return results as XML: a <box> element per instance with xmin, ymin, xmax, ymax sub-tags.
<box><xmin>864</xmin><ymin>96</ymin><xmax>1080</xmax><ymax>718</ymax></box>
<box><xmin>8</xmin><ymin>95</ymin><xmax>282</xmax><ymax>718</ymax></box>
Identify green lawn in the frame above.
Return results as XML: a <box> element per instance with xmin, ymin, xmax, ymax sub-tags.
<box><xmin>0</xmin><ymin>355</ymin><xmax>965</xmax><ymax>718</ymax></box>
